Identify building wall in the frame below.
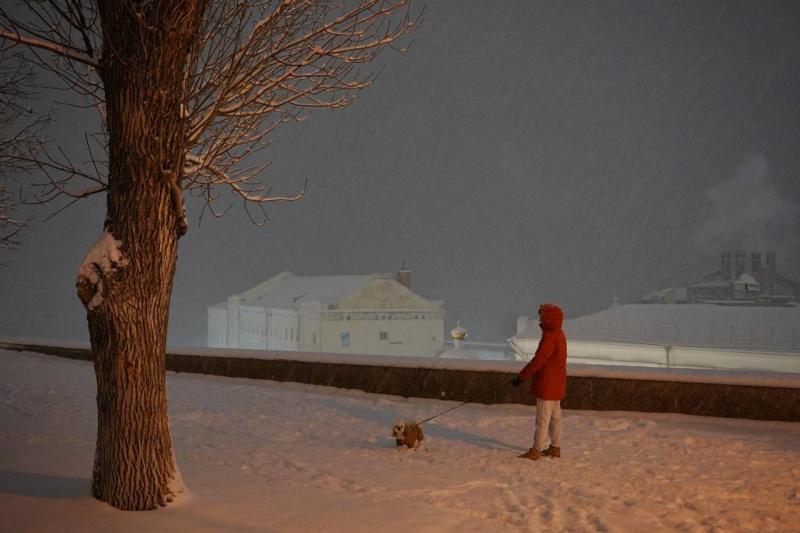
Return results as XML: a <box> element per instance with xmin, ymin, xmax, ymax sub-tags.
<box><xmin>207</xmin><ymin>307</ymin><xmax>228</xmax><ymax>348</ymax></box>
<box><xmin>319</xmin><ymin>310</ymin><xmax>444</xmax><ymax>356</ymax></box>
<box><xmin>210</xmin><ymin>304</ymin><xmax>445</xmax><ymax>355</ymax></box>
<box><xmin>299</xmin><ymin>311</ymin><xmax>322</xmax><ymax>352</ymax></box>
<box><xmin>322</xmin><ymin>276</ymin><xmax>445</xmax><ymax>356</ymax></box>
<box><xmin>687</xmin><ymin>285</ymin><xmax>730</xmax><ymax>302</ymax></box>
<box><xmin>237</xmin><ymin>307</ymin><xmax>268</xmax><ymax>350</ymax></box>
<box><xmin>265</xmin><ymin>308</ymin><xmax>300</xmax><ymax>352</ymax></box>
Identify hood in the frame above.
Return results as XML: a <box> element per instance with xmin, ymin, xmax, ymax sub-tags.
<box><xmin>538</xmin><ymin>303</ymin><xmax>563</xmax><ymax>330</ymax></box>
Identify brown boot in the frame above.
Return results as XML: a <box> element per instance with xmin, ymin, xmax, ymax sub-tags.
<box><xmin>542</xmin><ymin>445</ymin><xmax>560</xmax><ymax>458</ymax></box>
<box><xmin>517</xmin><ymin>448</ymin><xmax>541</xmax><ymax>460</ymax></box>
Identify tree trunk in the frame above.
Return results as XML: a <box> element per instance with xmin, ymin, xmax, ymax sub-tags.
<box><xmin>78</xmin><ymin>0</ymin><xmax>207</xmax><ymax>511</ymax></box>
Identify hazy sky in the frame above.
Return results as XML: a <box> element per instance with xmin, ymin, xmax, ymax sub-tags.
<box><xmin>1</xmin><ymin>1</ymin><xmax>799</xmax><ymax>345</ymax></box>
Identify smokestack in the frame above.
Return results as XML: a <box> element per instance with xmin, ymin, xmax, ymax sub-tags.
<box><xmin>764</xmin><ymin>250</ymin><xmax>777</xmax><ymax>294</ymax></box>
<box><xmin>720</xmin><ymin>251</ymin><xmax>731</xmax><ymax>281</ymax></box>
<box><xmin>750</xmin><ymin>252</ymin><xmax>762</xmax><ymax>273</ymax></box>
<box><xmin>765</xmin><ymin>250</ymin><xmax>776</xmax><ymax>273</ymax></box>
<box><xmin>734</xmin><ymin>249</ymin><xmax>746</xmax><ymax>280</ymax></box>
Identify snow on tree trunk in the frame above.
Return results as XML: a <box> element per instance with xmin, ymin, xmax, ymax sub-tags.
<box><xmin>76</xmin><ymin>0</ymin><xmax>207</xmax><ymax>511</ymax></box>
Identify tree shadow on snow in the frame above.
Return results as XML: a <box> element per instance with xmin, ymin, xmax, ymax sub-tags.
<box><xmin>0</xmin><ymin>470</ymin><xmax>91</xmax><ymax>499</ymax></box>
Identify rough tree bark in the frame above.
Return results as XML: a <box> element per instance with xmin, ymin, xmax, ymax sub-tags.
<box><xmin>77</xmin><ymin>0</ymin><xmax>207</xmax><ymax>510</ymax></box>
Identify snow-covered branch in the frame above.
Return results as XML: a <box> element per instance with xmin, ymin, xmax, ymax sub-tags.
<box><xmin>3</xmin><ymin>0</ymin><xmax>415</xmax><ymax>227</ymax></box>
<box><xmin>182</xmin><ymin>0</ymin><xmax>416</xmax><ymax>218</ymax></box>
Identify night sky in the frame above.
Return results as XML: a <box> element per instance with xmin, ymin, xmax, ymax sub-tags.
<box><xmin>1</xmin><ymin>0</ymin><xmax>799</xmax><ymax>345</ymax></box>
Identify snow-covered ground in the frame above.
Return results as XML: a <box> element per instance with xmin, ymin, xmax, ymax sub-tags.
<box><xmin>1</xmin><ymin>349</ymin><xmax>799</xmax><ymax>532</ymax></box>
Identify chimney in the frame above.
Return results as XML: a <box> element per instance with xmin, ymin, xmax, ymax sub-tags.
<box><xmin>734</xmin><ymin>249</ymin><xmax>746</xmax><ymax>280</ymax></box>
<box><xmin>720</xmin><ymin>251</ymin><xmax>731</xmax><ymax>281</ymax></box>
<box><xmin>396</xmin><ymin>259</ymin><xmax>411</xmax><ymax>289</ymax></box>
<box><xmin>396</xmin><ymin>270</ymin><xmax>411</xmax><ymax>289</ymax></box>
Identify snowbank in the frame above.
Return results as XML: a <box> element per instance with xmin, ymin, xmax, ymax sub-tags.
<box><xmin>1</xmin><ymin>349</ymin><xmax>799</xmax><ymax>532</ymax></box>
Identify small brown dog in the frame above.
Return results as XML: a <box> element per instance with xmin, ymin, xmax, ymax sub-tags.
<box><xmin>392</xmin><ymin>420</ymin><xmax>424</xmax><ymax>450</ymax></box>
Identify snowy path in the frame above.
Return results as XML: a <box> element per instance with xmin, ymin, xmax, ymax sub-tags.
<box><xmin>1</xmin><ymin>349</ymin><xmax>799</xmax><ymax>532</ymax></box>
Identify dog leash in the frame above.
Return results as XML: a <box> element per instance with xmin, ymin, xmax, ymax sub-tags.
<box><xmin>417</xmin><ymin>386</ymin><xmax>504</xmax><ymax>425</ymax></box>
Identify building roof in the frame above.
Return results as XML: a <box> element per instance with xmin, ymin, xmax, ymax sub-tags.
<box><xmin>689</xmin><ymin>279</ymin><xmax>729</xmax><ymax>288</ymax></box>
<box><xmin>640</xmin><ymin>287</ymin><xmax>688</xmax><ymax>303</ymax></box>
<box><xmin>248</xmin><ymin>274</ymin><xmax>374</xmax><ymax>308</ymax></box>
<box><xmin>216</xmin><ymin>271</ymin><xmax>441</xmax><ymax>311</ymax></box>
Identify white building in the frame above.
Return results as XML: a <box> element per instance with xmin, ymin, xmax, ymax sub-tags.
<box><xmin>208</xmin><ymin>270</ymin><xmax>444</xmax><ymax>357</ymax></box>
<box><xmin>548</xmin><ymin>303</ymin><xmax>800</xmax><ymax>351</ymax></box>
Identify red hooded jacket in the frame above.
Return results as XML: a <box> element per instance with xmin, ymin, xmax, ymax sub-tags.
<box><xmin>519</xmin><ymin>304</ymin><xmax>567</xmax><ymax>400</ymax></box>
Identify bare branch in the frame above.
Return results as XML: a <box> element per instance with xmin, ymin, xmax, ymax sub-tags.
<box><xmin>0</xmin><ymin>27</ymin><xmax>98</xmax><ymax>67</ymax></box>
<box><xmin>3</xmin><ymin>0</ymin><xmax>417</xmax><ymax>229</ymax></box>
<box><xmin>182</xmin><ymin>0</ymin><xmax>417</xmax><ymax>218</ymax></box>
<box><xmin>0</xmin><ymin>183</ymin><xmax>28</xmax><ymax>260</ymax></box>
<box><xmin>0</xmin><ymin>7</ymin><xmax>106</xmax><ymax>215</ymax></box>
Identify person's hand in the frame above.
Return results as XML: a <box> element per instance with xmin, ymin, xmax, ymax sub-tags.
<box><xmin>511</xmin><ymin>376</ymin><xmax>524</xmax><ymax>388</ymax></box>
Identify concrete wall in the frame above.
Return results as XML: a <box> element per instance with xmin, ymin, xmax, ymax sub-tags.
<box><xmin>2</xmin><ymin>340</ymin><xmax>797</xmax><ymax>422</ymax></box>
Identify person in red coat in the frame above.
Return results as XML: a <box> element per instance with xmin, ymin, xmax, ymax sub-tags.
<box><xmin>512</xmin><ymin>303</ymin><xmax>567</xmax><ymax>460</ymax></box>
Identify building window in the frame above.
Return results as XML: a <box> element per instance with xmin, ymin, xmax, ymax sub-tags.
<box><xmin>313</xmin><ymin>332</ymin><xmax>317</xmax><ymax>346</ymax></box>
<box><xmin>379</xmin><ymin>331</ymin><xmax>388</xmax><ymax>340</ymax></box>
<box><xmin>340</xmin><ymin>332</ymin><xmax>350</xmax><ymax>347</ymax></box>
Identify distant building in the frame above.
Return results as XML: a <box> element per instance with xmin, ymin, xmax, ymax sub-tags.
<box><xmin>641</xmin><ymin>250</ymin><xmax>799</xmax><ymax>307</ymax></box>
<box><xmin>560</xmin><ymin>303</ymin><xmax>800</xmax><ymax>350</ymax></box>
<box><xmin>207</xmin><ymin>270</ymin><xmax>444</xmax><ymax>357</ymax></box>
<box><xmin>552</xmin><ymin>250</ymin><xmax>800</xmax><ymax>350</ymax></box>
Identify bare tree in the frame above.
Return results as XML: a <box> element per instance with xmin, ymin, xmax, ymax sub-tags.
<box><xmin>0</xmin><ymin>46</ymin><xmax>49</xmax><ymax>260</ymax></box>
<box><xmin>0</xmin><ymin>184</ymin><xmax>27</xmax><ymax>263</ymax></box>
<box><xmin>1</xmin><ymin>0</ymin><xmax>415</xmax><ymax>510</ymax></box>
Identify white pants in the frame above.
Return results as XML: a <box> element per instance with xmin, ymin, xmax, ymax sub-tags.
<box><xmin>533</xmin><ymin>398</ymin><xmax>562</xmax><ymax>451</ymax></box>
